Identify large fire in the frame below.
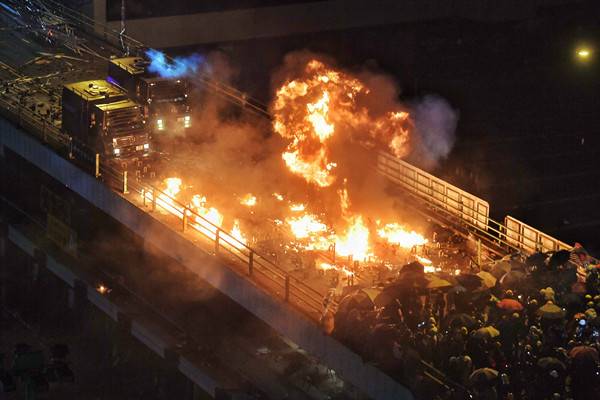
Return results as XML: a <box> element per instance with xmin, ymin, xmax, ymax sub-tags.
<box><xmin>272</xmin><ymin>59</ymin><xmax>412</xmax><ymax>187</ymax></box>
<box><xmin>240</xmin><ymin>193</ymin><xmax>257</xmax><ymax>207</ymax></box>
<box><xmin>377</xmin><ymin>223</ymin><xmax>428</xmax><ymax>249</ymax></box>
<box><xmin>144</xmin><ymin>178</ymin><xmax>229</xmax><ymax>240</ymax></box>
<box><xmin>286</xmin><ymin>213</ymin><xmax>327</xmax><ymax>239</ymax></box>
<box><xmin>335</xmin><ymin>215</ymin><xmax>371</xmax><ymax>262</ymax></box>
<box><xmin>139</xmin><ymin>59</ymin><xmax>432</xmax><ymax>292</ymax></box>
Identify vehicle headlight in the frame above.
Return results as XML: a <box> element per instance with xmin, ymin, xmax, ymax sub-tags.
<box><xmin>184</xmin><ymin>115</ymin><xmax>191</xmax><ymax>128</ymax></box>
<box><xmin>157</xmin><ymin>119</ymin><xmax>164</xmax><ymax>130</ymax></box>
<box><xmin>114</xmin><ymin>148</ymin><xmax>120</xmax><ymax>155</ymax></box>
<box><xmin>143</xmin><ymin>143</ymin><xmax>149</xmax><ymax>150</ymax></box>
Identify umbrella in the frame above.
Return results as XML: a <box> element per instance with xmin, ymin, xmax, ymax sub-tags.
<box><xmin>473</xmin><ymin>326</ymin><xmax>500</xmax><ymax>340</ymax></box>
<box><xmin>399</xmin><ymin>261</ymin><xmax>425</xmax><ymax>276</ymax></box>
<box><xmin>456</xmin><ymin>274</ymin><xmax>484</xmax><ymax>291</ymax></box>
<box><xmin>337</xmin><ymin>290</ymin><xmax>376</xmax><ymax>314</ymax></box>
<box><xmin>537</xmin><ymin>302</ymin><xmax>565</xmax><ymax>320</ymax></box>
<box><xmin>568</xmin><ymin>346</ymin><xmax>599</xmax><ymax>370</ymax></box>
<box><xmin>526</xmin><ymin>252</ymin><xmax>547</xmax><ymax>268</ymax></box>
<box><xmin>394</xmin><ymin>273</ymin><xmax>430</xmax><ymax>290</ymax></box>
<box><xmin>469</xmin><ymin>368</ymin><xmax>498</xmax><ymax>386</ymax></box>
<box><xmin>373</xmin><ymin>289</ymin><xmax>397</xmax><ymax>307</ymax></box>
<box><xmin>573</xmin><ymin>312</ymin><xmax>586</xmax><ymax>320</ymax></box>
<box><xmin>426</xmin><ymin>276</ymin><xmax>453</xmax><ymax>290</ymax></box>
<box><xmin>374</xmin><ymin>269</ymin><xmax>429</xmax><ymax>307</ymax></box>
<box><xmin>537</xmin><ymin>357</ymin><xmax>566</xmax><ymax>371</ymax></box>
<box><xmin>489</xmin><ymin>260</ymin><xmax>512</xmax><ymax>279</ymax></box>
<box><xmin>499</xmin><ymin>270</ymin><xmax>527</xmax><ymax>286</ymax></box>
<box><xmin>548</xmin><ymin>250</ymin><xmax>571</xmax><ymax>269</ymax></box>
<box><xmin>496</xmin><ymin>298</ymin><xmax>523</xmax><ymax>312</ymax></box>
<box><xmin>476</xmin><ymin>271</ymin><xmax>497</xmax><ymax>288</ymax></box>
<box><xmin>450</xmin><ymin>285</ymin><xmax>467</xmax><ymax>294</ymax></box>
<box><xmin>437</xmin><ymin>272</ymin><xmax>459</xmax><ymax>286</ymax></box>
<box><xmin>361</xmin><ymin>288</ymin><xmax>382</xmax><ymax>303</ymax></box>
<box><xmin>444</xmin><ymin>313</ymin><xmax>477</xmax><ymax>329</ymax></box>
<box><xmin>569</xmin><ymin>346</ymin><xmax>599</xmax><ymax>362</ymax></box>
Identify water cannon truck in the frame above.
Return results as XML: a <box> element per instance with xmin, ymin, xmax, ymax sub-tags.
<box><xmin>61</xmin><ymin>80</ymin><xmax>152</xmax><ymax>166</ymax></box>
<box><xmin>108</xmin><ymin>56</ymin><xmax>191</xmax><ymax>134</ymax></box>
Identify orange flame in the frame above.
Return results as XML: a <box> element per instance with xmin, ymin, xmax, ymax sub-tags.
<box><xmin>272</xmin><ymin>59</ymin><xmax>412</xmax><ymax>187</ymax></box>
<box><xmin>335</xmin><ymin>215</ymin><xmax>371</xmax><ymax>262</ymax></box>
<box><xmin>286</xmin><ymin>213</ymin><xmax>327</xmax><ymax>239</ymax></box>
<box><xmin>240</xmin><ymin>193</ymin><xmax>257</xmax><ymax>207</ymax></box>
<box><xmin>230</xmin><ymin>219</ymin><xmax>247</xmax><ymax>249</ymax></box>
<box><xmin>377</xmin><ymin>223</ymin><xmax>428</xmax><ymax>249</ymax></box>
<box><xmin>189</xmin><ymin>194</ymin><xmax>224</xmax><ymax>237</ymax></box>
<box><xmin>290</xmin><ymin>203</ymin><xmax>306</xmax><ymax>212</ymax></box>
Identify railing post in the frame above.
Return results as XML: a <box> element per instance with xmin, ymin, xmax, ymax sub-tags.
<box><xmin>215</xmin><ymin>229</ymin><xmax>220</xmax><ymax>254</ymax></box>
<box><xmin>284</xmin><ymin>275</ymin><xmax>290</xmax><ymax>302</ymax></box>
<box><xmin>477</xmin><ymin>239</ymin><xmax>482</xmax><ymax>266</ymax></box>
<box><xmin>151</xmin><ymin>190</ymin><xmax>156</xmax><ymax>212</ymax></box>
<box><xmin>248</xmin><ymin>251</ymin><xmax>254</xmax><ymax>276</ymax></box>
<box><xmin>68</xmin><ymin>137</ymin><xmax>74</xmax><ymax>159</ymax></box>
<box><xmin>122</xmin><ymin>170</ymin><xmax>128</xmax><ymax>194</ymax></box>
<box><xmin>182</xmin><ymin>208</ymin><xmax>188</xmax><ymax>232</ymax></box>
<box><xmin>142</xmin><ymin>188</ymin><xmax>146</xmax><ymax>206</ymax></box>
<box><xmin>95</xmin><ymin>154</ymin><xmax>100</xmax><ymax>178</ymax></box>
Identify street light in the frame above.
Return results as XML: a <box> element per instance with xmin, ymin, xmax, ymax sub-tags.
<box><xmin>575</xmin><ymin>46</ymin><xmax>593</xmax><ymax>62</ymax></box>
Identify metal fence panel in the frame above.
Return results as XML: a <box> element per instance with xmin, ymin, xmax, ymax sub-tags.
<box><xmin>377</xmin><ymin>151</ymin><xmax>490</xmax><ymax>230</ymax></box>
<box><xmin>504</xmin><ymin>215</ymin><xmax>573</xmax><ymax>254</ymax></box>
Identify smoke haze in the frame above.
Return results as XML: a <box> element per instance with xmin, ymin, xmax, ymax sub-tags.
<box><xmin>408</xmin><ymin>95</ymin><xmax>458</xmax><ymax>170</ymax></box>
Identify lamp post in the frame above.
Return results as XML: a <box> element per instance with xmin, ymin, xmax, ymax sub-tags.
<box><xmin>575</xmin><ymin>46</ymin><xmax>593</xmax><ymax>63</ymax></box>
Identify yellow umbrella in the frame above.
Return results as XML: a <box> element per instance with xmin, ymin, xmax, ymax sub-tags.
<box><xmin>476</xmin><ymin>271</ymin><xmax>497</xmax><ymax>288</ymax></box>
<box><xmin>473</xmin><ymin>326</ymin><xmax>500</xmax><ymax>340</ymax></box>
<box><xmin>361</xmin><ymin>288</ymin><xmax>382</xmax><ymax>303</ymax></box>
<box><xmin>537</xmin><ymin>301</ymin><xmax>566</xmax><ymax>320</ymax></box>
<box><xmin>426</xmin><ymin>276</ymin><xmax>453</xmax><ymax>289</ymax></box>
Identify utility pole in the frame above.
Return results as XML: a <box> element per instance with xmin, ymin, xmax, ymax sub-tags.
<box><xmin>119</xmin><ymin>0</ymin><xmax>128</xmax><ymax>55</ymax></box>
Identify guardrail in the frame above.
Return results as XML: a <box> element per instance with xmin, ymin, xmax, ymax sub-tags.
<box><xmin>376</xmin><ymin>151</ymin><xmax>518</xmax><ymax>257</ymax></box>
<box><xmin>504</xmin><ymin>215</ymin><xmax>572</xmax><ymax>254</ymax></box>
<box><xmin>377</xmin><ymin>151</ymin><xmax>490</xmax><ymax>230</ymax></box>
<box><xmin>376</xmin><ymin>151</ymin><xmax>591</xmax><ymax>260</ymax></box>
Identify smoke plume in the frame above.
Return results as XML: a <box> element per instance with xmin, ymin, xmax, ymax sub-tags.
<box><xmin>408</xmin><ymin>95</ymin><xmax>458</xmax><ymax>170</ymax></box>
<box><xmin>146</xmin><ymin>48</ymin><xmax>204</xmax><ymax>78</ymax></box>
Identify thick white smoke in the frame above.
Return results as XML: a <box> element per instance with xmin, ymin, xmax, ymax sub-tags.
<box><xmin>409</xmin><ymin>95</ymin><xmax>458</xmax><ymax>170</ymax></box>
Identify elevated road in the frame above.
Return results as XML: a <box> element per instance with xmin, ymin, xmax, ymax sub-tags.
<box><xmin>0</xmin><ymin>4</ymin><xmax>416</xmax><ymax>399</ymax></box>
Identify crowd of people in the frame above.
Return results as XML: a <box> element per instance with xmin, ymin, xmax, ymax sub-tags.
<box><xmin>331</xmin><ymin>245</ymin><xmax>600</xmax><ymax>400</ymax></box>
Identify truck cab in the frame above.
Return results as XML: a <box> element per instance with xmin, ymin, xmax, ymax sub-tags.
<box><xmin>108</xmin><ymin>57</ymin><xmax>191</xmax><ymax>134</ymax></box>
<box><xmin>61</xmin><ymin>80</ymin><xmax>151</xmax><ymax>161</ymax></box>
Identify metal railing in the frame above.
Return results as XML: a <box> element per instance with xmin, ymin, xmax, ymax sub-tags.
<box><xmin>136</xmin><ymin>183</ymin><xmax>325</xmax><ymax>315</ymax></box>
<box><xmin>504</xmin><ymin>215</ymin><xmax>572</xmax><ymax>254</ymax></box>
<box><xmin>375</xmin><ymin>150</ymin><xmax>584</xmax><ymax>259</ymax></box>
